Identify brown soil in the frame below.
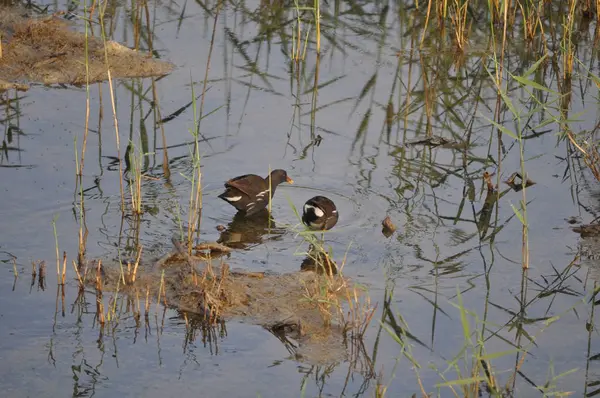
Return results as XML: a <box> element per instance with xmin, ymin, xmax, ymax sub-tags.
<box><xmin>93</xmin><ymin>241</ymin><xmax>366</xmax><ymax>365</ymax></box>
<box><xmin>0</xmin><ymin>7</ymin><xmax>174</xmax><ymax>90</ymax></box>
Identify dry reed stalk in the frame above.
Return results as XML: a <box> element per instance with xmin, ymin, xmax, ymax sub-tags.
<box><xmin>356</xmin><ymin>294</ymin><xmax>376</xmax><ymax>338</ymax></box>
<box><xmin>294</xmin><ymin>16</ymin><xmax>301</xmax><ymax>61</ymax></box>
<box><xmin>131</xmin><ymin>245</ymin><xmax>142</xmax><ymax>284</ymax></box>
<box><xmin>480</xmin><ymin>360</ymin><xmax>497</xmax><ymax>392</ymax></box>
<box><xmin>145</xmin><ymin>285</ymin><xmax>150</xmax><ymax>317</ymax></box>
<box><xmin>60</xmin><ymin>283</ymin><xmax>66</xmax><ymax>316</ymax></box>
<box><xmin>11</xmin><ymin>258</ymin><xmax>18</xmax><ymax>291</ymax></box>
<box><xmin>201</xmin><ymin>260</ymin><xmax>214</xmax><ymax>286</ymax></box>
<box><xmin>134</xmin><ymin>289</ymin><xmax>141</xmax><ymax>327</ymax></box>
<box><xmin>76</xmin><ymin>0</ymin><xmax>92</xmax><ymax>273</ymax></box>
<box><xmin>97</xmin><ymin>295</ymin><xmax>105</xmax><ymax>326</ymax></box>
<box><xmin>54</xmin><ymin>231</ymin><xmax>60</xmax><ymax>281</ymax></box>
<box><xmin>72</xmin><ymin>260</ymin><xmax>84</xmax><ymax>288</ymax></box>
<box><xmin>156</xmin><ymin>270</ymin><xmax>165</xmax><ymax>314</ymax></box>
<box><xmin>268</xmin><ymin>165</ymin><xmax>272</xmax><ymax>213</ymax></box>
<box><xmin>61</xmin><ymin>251</ymin><xmax>67</xmax><ymax>285</ymax></box>
<box><xmin>38</xmin><ymin>260</ymin><xmax>46</xmax><ymax>290</ymax></box>
<box><xmin>563</xmin><ymin>0</ymin><xmax>576</xmax><ymax>80</ymax></box>
<box><xmin>420</xmin><ymin>0</ymin><xmax>434</xmax><ymax>47</ymax></box>
<box><xmin>314</xmin><ymin>0</ymin><xmax>321</xmax><ymax>55</ymax></box>
<box><xmin>450</xmin><ymin>0</ymin><xmax>470</xmax><ymax>51</ymax></box>
<box><xmin>95</xmin><ymin>260</ymin><xmax>105</xmax><ymax>326</ymax></box>
<box><xmin>214</xmin><ymin>263</ymin><xmax>228</xmax><ymax>295</ymax></box>
<box><xmin>95</xmin><ymin>4</ymin><xmax>125</xmax><ymax>212</ymax></box>
<box><xmin>566</xmin><ymin>131</ymin><xmax>600</xmax><ymax>181</ymax></box>
<box><xmin>30</xmin><ymin>261</ymin><xmax>37</xmax><ymax>291</ymax></box>
<box><xmin>77</xmin><ymin>0</ymin><xmax>94</xmax><ymax>178</ymax></box>
<box><xmin>185</xmin><ymin>1</ymin><xmax>223</xmax><ymax>250</ymax></box>
<box><xmin>95</xmin><ymin>260</ymin><xmax>103</xmax><ymax>291</ymax></box>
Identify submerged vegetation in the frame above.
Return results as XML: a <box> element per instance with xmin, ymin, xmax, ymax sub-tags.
<box><xmin>3</xmin><ymin>0</ymin><xmax>600</xmax><ymax>396</ymax></box>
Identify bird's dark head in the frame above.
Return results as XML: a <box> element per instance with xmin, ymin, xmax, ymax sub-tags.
<box><xmin>269</xmin><ymin>169</ymin><xmax>293</xmax><ymax>185</ymax></box>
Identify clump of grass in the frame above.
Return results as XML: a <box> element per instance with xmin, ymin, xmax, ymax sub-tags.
<box><xmin>449</xmin><ymin>0</ymin><xmax>470</xmax><ymax>52</ymax></box>
<box><xmin>199</xmin><ymin>260</ymin><xmax>230</xmax><ymax>322</ymax></box>
<box><xmin>126</xmin><ymin>139</ymin><xmax>145</xmax><ymax>215</ymax></box>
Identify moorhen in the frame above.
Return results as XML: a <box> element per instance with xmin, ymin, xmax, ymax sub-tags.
<box><xmin>302</xmin><ymin>196</ymin><xmax>338</xmax><ymax>231</ymax></box>
<box><xmin>218</xmin><ymin>169</ymin><xmax>293</xmax><ymax>215</ymax></box>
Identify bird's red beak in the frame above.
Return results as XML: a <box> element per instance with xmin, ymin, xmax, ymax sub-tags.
<box><xmin>286</xmin><ymin>176</ymin><xmax>294</xmax><ymax>184</ymax></box>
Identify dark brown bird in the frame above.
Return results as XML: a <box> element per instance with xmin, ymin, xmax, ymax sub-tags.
<box><xmin>302</xmin><ymin>196</ymin><xmax>338</xmax><ymax>231</ymax></box>
<box><xmin>218</xmin><ymin>169</ymin><xmax>293</xmax><ymax>215</ymax></box>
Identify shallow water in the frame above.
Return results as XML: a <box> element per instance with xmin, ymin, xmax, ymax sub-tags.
<box><xmin>2</xmin><ymin>0</ymin><xmax>600</xmax><ymax>396</ymax></box>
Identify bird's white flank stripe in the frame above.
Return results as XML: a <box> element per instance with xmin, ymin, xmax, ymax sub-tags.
<box><xmin>256</xmin><ymin>190</ymin><xmax>269</xmax><ymax>197</ymax></box>
<box><xmin>304</xmin><ymin>204</ymin><xmax>324</xmax><ymax>218</ymax></box>
<box><xmin>225</xmin><ymin>196</ymin><xmax>242</xmax><ymax>202</ymax></box>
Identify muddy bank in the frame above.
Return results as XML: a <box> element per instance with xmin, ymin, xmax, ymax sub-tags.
<box><xmin>0</xmin><ymin>7</ymin><xmax>174</xmax><ymax>90</ymax></box>
<box><xmin>93</xmin><ymin>241</ymin><xmax>367</xmax><ymax>365</ymax></box>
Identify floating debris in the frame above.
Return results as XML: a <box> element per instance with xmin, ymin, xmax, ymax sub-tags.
<box><xmin>504</xmin><ymin>172</ymin><xmax>536</xmax><ymax>192</ymax></box>
<box><xmin>405</xmin><ymin>135</ymin><xmax>465</xmax><ymax>149</ymax></box>
<box><xmin>381</xmin><ymin>216</ymin><xmax>396</xmax><ymax>238</ymax></box>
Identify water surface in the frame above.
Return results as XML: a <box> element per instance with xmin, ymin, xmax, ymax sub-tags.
<box><xmin>1</xmin><ymin>0</ymin><xmax>600</xmax><ymax>396</ymax></box>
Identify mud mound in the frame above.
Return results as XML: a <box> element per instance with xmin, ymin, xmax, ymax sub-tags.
<box><xmin>95</xmin><ymin>242</ymin><xmax>365</xmax><ymax>365</ymax></box>
<box><xmin>0</xmin><ymin>7</ymin><xmax>174</xmax><ymax>89</ymax></box>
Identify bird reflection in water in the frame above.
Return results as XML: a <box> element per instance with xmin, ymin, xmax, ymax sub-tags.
<box><xmin>300</xmin><ymin>243</ymin><xmax>338</xmax><ymax>275</ymax></box>
<box><xmin>217</xmin><ymin>208</ymin><xmax>286</xmax><ymax>250</ymax></box>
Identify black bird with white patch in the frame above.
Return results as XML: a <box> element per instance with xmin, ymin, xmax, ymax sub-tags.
<box><xmin>218</xmin><ymin>169</ymin><xmax>293</xmax><ymax>216</ymax></box>
<box><xmin>302</xmin><ymin>196</ymin><xmax>338</xmax><ymax>231</ymax></box>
